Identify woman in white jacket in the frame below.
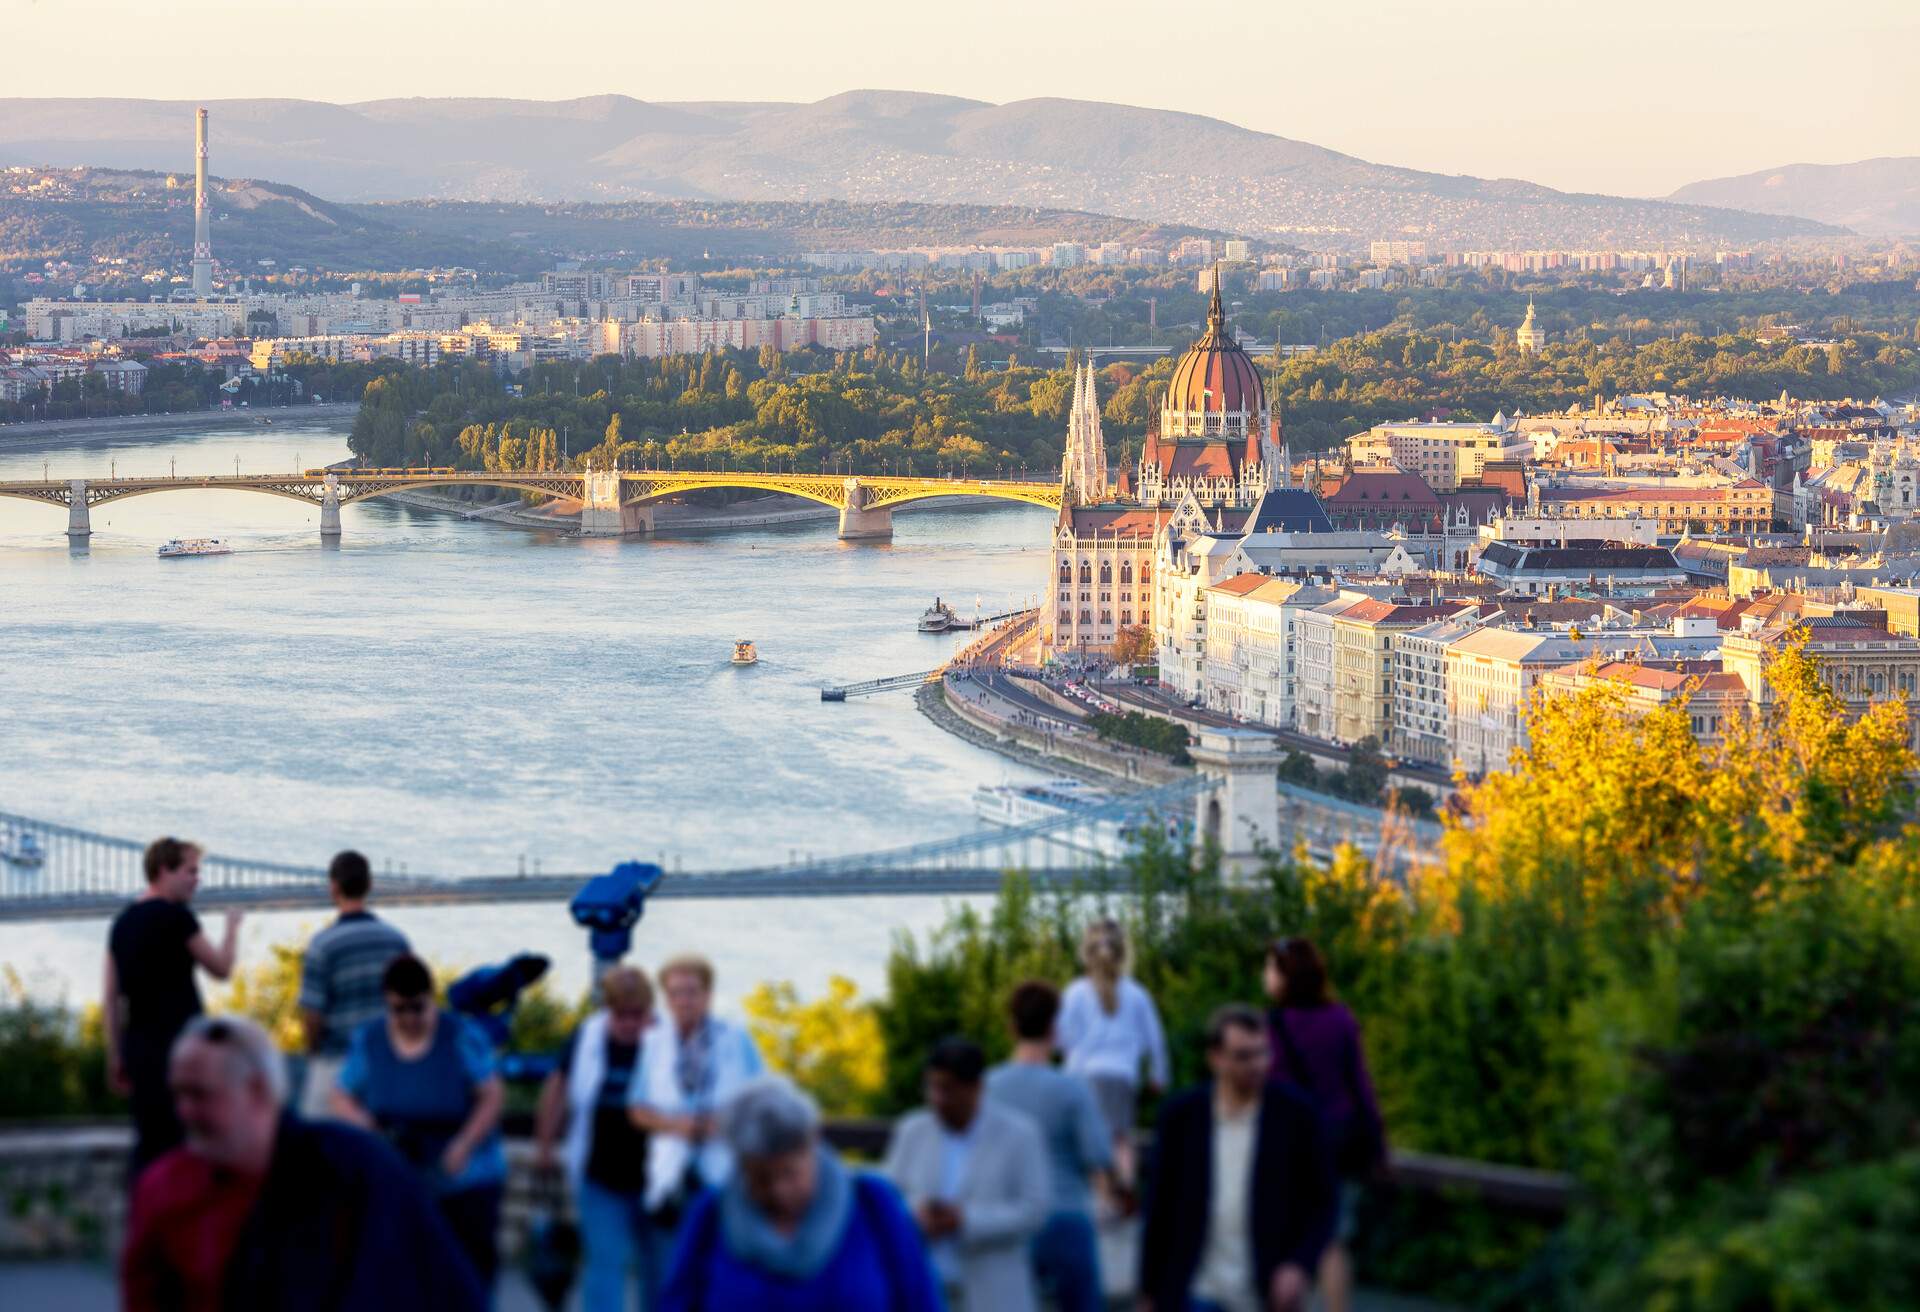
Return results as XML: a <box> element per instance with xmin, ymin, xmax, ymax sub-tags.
<box><xmin>1056</xmin><ymin>919</ymin><xmax>1168</xmax><ymax>1190</ymax></box>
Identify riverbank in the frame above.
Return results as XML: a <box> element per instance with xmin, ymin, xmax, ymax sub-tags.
<box><xmin>0</xmin><ymin>402</ymin><xmax>360</xmax><ymax>454</ymax></box>
<box><xmin>916</xmin><ymin>678</ymin><xmax>1184</xmax><ymax>791</ymax></box>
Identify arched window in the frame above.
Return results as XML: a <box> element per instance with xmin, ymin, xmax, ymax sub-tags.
<box><xmin>1099</xmin><ymin>562</ymin><xmax>1112</xmax><ymax>584</ymax></box>
<box><xmin>1059</xmin><ymin>561</ymin><xmax>1071</xmax><ymax>582</ymax></box>
<box><xmin>1080</xmin><ymin>563</ymin><xmax>1093</xmax><ymax>584</ymax></box>
<box><xmin>1121</xmin><ymin>562</ymin><xmax>1133</xmax><ymax>585</ymax></box>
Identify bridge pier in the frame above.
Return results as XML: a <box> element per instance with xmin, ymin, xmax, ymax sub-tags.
<box><xmin>66</xmin><ymin>480</ymin><xmax>90</xmax><ymax>538</ymax></box>
<box><xmin>579</xmin><ymin>470</ymin><xmax>652</xmax><ymax>537</ymax></box>
<box><xmin>1189</xmin><ymin>727</ymin><xmax>1287</xmax><ymax>880</ymax></box>
<box><xmin>319</xmin><ymin>476</ymin><xmax>341</xmax><ymax>538</ymax></box>
<box><xmin>837</xmin><ymin>478</ymin><xmax>893</xmax><ymax>541</ymax></box>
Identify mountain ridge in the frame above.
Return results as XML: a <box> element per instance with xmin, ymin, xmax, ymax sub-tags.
<box><xmin>1669</xmin><ymin>157</ymin><xmax>1920</xmax><ymax>236</ymax></box>
<box><xmin>0</xmin><ymin>92</ymin><xmax>1841</xmax><ymax>248</ymax></box>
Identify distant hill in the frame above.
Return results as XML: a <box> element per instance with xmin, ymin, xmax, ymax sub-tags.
<box><xmin>0</xmin><ymin>165</ymin><xmax>1220</xmax><ymax>275</ymax></box>
<box><xmin>0</xmin><ymin>166</ymin><xmax>534</xmax><ymax>274</ymax></box>
<box><xmin>0</xmin><ymin>93</ymin><xmax>1841</xmax><ymax>249</ymax></box>
<box><xmin>1668</xmin><ymin>158</ymin><xmax>1920</xmax><ymax>236</ymax></box>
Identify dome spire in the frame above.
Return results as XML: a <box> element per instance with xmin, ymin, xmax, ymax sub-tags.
<box><xmin>1207</xmin><ymin>264</ymin><xmax>1226</xmax><ymax>334</ymax></box>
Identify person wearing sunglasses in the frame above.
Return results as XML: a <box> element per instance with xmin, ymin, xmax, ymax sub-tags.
<box><xmin>331</xmin><ymin>954</ymin><xmax>507</xmax><ymax>1292</ymax></box>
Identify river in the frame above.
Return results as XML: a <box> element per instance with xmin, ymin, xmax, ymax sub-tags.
<box><xmin>0</xmin><ymin>415</ymin><xmax>1055</xmax><ymax>1013</ymax></box>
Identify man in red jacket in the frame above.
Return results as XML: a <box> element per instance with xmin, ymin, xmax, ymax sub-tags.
<box><xmin>122</xmin><ymin>1013</ymin><xmax>484</xmax><ymax>1312</ymax></box>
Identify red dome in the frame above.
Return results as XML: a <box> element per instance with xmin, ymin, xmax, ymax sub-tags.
<box><xmin>1165</xmin><ymin>282</ymin><xmax>1265</xmax><ymax>415</ymax></box>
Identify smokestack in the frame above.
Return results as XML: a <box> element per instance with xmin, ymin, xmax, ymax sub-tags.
<box><xmin>192</xmin><ymin>107</ymin><xmax>213</xmax><ymax>298</ymax></box>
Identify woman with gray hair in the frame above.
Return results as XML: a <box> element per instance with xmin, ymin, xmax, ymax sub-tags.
<box><xmin>659</xmin><ymin>1076</ymin><xmax>942</xmax><ymax>1312</ymax></box>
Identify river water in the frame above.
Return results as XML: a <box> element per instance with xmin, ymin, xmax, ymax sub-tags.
<box><xmin>0</xmin><ymin>415</ymin><xmax>1053</xmax><ymax>1012</ymax></box>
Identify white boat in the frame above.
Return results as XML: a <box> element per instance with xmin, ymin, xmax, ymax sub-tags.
<box><xmin>0</xmin><ymin>825</ymin><xmax>45</xmax><ymax>868</ymax></box>
<box><xmin>973</xmin><ymin>778</ymin><xmax>1186</xmax><ymax>860</ymax></box>
<box><xmin>158</xmin><ymin>538</ymin><xmax>232</xmax><ymax>559</ymax></box>
<box><xmin>918</xmin><ymin>598</ymin><xmax>960</xmax><ymax>633</ymax></box>
<box><xmin>731</xmin><ymin>640</ymin><xmax>759</xmax><ymax>666</ymax></box>
<box><xmin>973</xmin><ymin>777</ymin><xmax>1111</xmax><ymax>826</ymax></box>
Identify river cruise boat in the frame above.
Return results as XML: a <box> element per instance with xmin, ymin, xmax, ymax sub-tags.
<box><xmin>731</xmin><ymin>640</ymin><xmax>759</xmax><ymax>666</ymax></box>
<box><xmin>158</xmin><ymin>538</ymin><xmax>232</xmax><ymax>559</ymax></box>
<box><xmin>973</xmin><ymin>777</ymin><xmax>1110</xmax><ymax>826</ymax></box>
<box><xmin>0</xmin><ymin>824</ymin><xmax>45</xmax><ymax>868</ymax></box>
<box><xmin>918</xmin><ymin>598</ymin><xmax>960</xmax><ymax>633</ymax></box>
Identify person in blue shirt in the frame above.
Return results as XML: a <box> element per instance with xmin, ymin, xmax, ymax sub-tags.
<box><xmin>987</xmin><ymin>980</ymin><xmax>1116</xmax><ymax>1312</ymax></box>
<box><xmin>332</xmin><ymin>953</ymin><xmax>507</xmax><ymax>1291</ymax></box>
<box><xmin>660</xmin><ymin>1076</ymin><xmax>941</xmax><ymax>1312</ymax></box>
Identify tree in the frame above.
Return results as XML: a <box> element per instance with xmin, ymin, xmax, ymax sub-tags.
<box><xmin>742</xmin><ymin>976</ymin><xmax>886</xmax><ymax>1115</ymax></box>
<box><xmin>1109</xmin><ymin>624</ymin><xmax>1154</xmax><ymax>665</ymax></box>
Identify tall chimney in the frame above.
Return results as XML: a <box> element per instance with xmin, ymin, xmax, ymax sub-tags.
<box><xmin>191</xmin><ymin>107</ymin><xmax>213</xmax><ymax>298</ymax></box>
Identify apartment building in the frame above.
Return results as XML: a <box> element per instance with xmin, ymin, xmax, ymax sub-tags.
<box><xmin>1346</xmin><ymin>422</ymin><xmax>1532</xmax><ymax>491</ymax></box>
<box><xmin>1199</xmin><ymin>576</ymin><xmax>1340</xmax><ymax>728</ymax></box>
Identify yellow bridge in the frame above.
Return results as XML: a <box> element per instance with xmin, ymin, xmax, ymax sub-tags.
<box><xmin>0</xmin><ymin>469</ymin><xmax>1064</xmax><ymax>541</ymax></box>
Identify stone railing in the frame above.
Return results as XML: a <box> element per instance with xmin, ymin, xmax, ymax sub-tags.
<box><xmin>0</xmin><ymin>1120</ymin><xmax>1573</xmax><ymax>1262</ymax></box>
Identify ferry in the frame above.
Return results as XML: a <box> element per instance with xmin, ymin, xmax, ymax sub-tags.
<box><xmin>0</xmin><ymin>824</ymin><xmax>45</xmax><ymax>868</ymax></box>
<box><xmin>973</xmin><ymin>777</ymin><xmax>1111</xmax><ymax>826</ymax></box>
<box><xmin>973</xmin><ymin>777</ymin><xmax>1186</xmax><ymax>859</ymax></box>
<box><xmin>731</xmin><ymin>640</ymin><xmax>759</xmax><ymax>666</ymax></box>
<box><xmin>918</xmin><ymin>598</ymin><xmax>960</xmax><ymax>633</ymax></box>
<box><xmin>158</xmin><ymin>538</ymin><xmax>232</xmax><ymax>559</ymax></box>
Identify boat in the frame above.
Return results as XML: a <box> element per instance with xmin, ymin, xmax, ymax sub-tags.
<box><xmin>158</xmin><ymin>538</ymin><xmax>232</xmax><ymax>559</ymax></box>
<box><xmin>973</xmin><ymin>777</ymin><xmax>1111</xmax><ymax>826</ymax></box>
<box><xmin>918</xmin><ymin>598</ymin><xmax>960</xmax><ymax>633</ymax></box>
<box><xmin>731</xmin><ymin>640</ymin><xmax>759</xmax><ymax>666</ymax></box>
<box><xmin>973</xmin><ymin>777</ymin><xmax>1185</xmax><ymax>859</ymax></box>
<box><xmin>0</xmin><ymin>824</ymin><xmax>45</xmax><ymax>869</ymax></box>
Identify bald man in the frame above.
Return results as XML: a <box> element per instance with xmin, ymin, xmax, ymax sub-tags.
<box><xmin>122</xmin><ymin>1015</ymin><xmax>485</xmax><ymax>1312</ymax></box>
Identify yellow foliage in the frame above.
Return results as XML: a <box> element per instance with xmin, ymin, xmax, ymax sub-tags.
<box><xmin>1442</xmin><ymin>624</ymin><xmax>1917</xmax><ymax>918</ymax></box>
<box><xmin>742</xmin><ymin>975</ymin><xmax>886</xmax><ymax>1116</ymax></box>
<box><xmin>217</xmin><ymin>939</ymin><xmax>309</xmax><ymax>1052</ymax></box>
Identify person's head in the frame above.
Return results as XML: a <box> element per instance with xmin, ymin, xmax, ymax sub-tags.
<box><xmin>601</xmin><ymin>966</ymin><xmax>654</xmax><ymax>1045</ymax></box>
<box><xmin>1080</xmin><ymin>918</ymin><xmax>1128</xmax><ymax>1012</ymax></box>
<box><xmin>1264</xmin><ymin>937</ymin><xmax>1330</xmax><ymax>1009</ymax></box>
<box><xmin>658</xmin><ymin>955</ymin><xmax>714</xmax><ymax>1034</ymax></box>
<box><xmin>328</xmin><ymin>850</ymin><xmax>372</xmax><ymax>906</ymax></box>
<box><xmin>923</xmin><ymin>1037</ymin><xmax>987</xmax><ymax>1132</ymax></box>
<box><xmin>169</xmin><ymin>1015</ymin><xmax>286</xmax><ymax>1172</ymax></box>
<box><xmin>143</xmin><ymin>836</ymin><xmax>203</xmax><ymax>902</ymax></box>
<box><xmin>1007</xmin><ymin>979</ymin><xmax>1060</xmax><ymax>1045</ymax></box>
<box><xmin>1206</xmin><ymin>1003</ymin><xmax>1271</xmax><ymax>1099</ymax></box>
<box><xmin>381</xmin><ymin>954</ymin><xmax>436</xmax><ymax>1041</ymax></box>
<box><xmin>723</xmin><ymin>1076</ymin><xmax>821</xmax><ymax>1231</ymax></box>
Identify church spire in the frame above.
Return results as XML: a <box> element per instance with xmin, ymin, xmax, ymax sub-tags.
<box><xmin>1206</xmin><ymin>265</ymin><xmax>1226</xmax><ymax>335</ymax></box>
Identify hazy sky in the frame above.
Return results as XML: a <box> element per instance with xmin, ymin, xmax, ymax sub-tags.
<box><xmin>8</xmin><ymin>0</ymin><xmax>1915</xmax><ymax>196</ymax></box>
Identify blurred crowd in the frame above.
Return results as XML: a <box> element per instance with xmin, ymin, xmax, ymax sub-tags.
<box><xmin>109</xmin><ymin>838</ymin><xmax>1383</xmax><ymax>1312</ymax></box>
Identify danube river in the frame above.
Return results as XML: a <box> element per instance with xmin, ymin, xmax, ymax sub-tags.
<box><xmin>0</xmin><ymin>414</ymin><xmax>1053</xmax><ymax>1011</ymax></box>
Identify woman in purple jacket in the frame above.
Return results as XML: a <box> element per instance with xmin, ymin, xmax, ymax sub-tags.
<box><xmin>1265</xmin><ymin>936</ymin><xmax>1386</xmax><ymax>1312</ymax></box>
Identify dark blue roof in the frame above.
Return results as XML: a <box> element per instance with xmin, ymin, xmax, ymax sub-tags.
<box><xmin>1244</xmin><ymin>488</ymin><xmax>1334</xmax><ymax>534</ymax></box>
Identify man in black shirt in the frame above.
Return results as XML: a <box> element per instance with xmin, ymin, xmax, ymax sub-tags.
<box><xmin>105</xmin><ymin>835</ymin><xmax>243</xmax><ymax>1178</ymax></box>
<box><xmin>533</xmin><ymin>966</ymin><xmax>657</xmax><ymax>1312</ymax></box>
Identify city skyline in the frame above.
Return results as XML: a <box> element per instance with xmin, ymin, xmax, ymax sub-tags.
<box><xmin>6</xmin><ymin>0</ymin><xmax>1916</xmax><ymax>199</ymax></box>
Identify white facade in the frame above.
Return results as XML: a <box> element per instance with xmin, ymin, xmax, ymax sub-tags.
<box><xmin>1347</xmin><ymin>421</ymin><xmax>1532</xmax><ymax>491</ymax></box>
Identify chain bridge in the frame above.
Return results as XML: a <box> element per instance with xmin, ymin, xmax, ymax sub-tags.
<box><xmin>0</xmin><ymin>467</ymin><xmax>1063</xmax><ymax>542</ymax></box>
<box><xmin>0</xmin><ymin>760</ymin><xmax>1436</xmax><ymax>922</ymax></box>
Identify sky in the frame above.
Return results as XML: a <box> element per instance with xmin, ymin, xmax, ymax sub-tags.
<box><xmin>6</xmin><ymin>0</ymin><xmax>1916</xmax><ymax>197</ymax></box>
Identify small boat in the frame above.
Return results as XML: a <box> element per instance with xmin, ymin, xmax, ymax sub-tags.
<box><xmin>158</xmin><ymin>538</ymin><xmax>232</xmax><ymax>559</ymax></box>
<box><xmin>918</xmin><ymin>598</ymin><xmax>960</xmax><ymax>633</ymax></box>
<box><xmin>732</xmin><ymin>640</ymin><xmax>758</xmax><ymax>666</ymax></box>
<box><xmin>0</xmin><ymin>824</ymin><xmax>45</xmax><ymax>868</ymax></box>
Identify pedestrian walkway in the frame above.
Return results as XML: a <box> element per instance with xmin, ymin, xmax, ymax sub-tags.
<box><xmin>0</xmin><ymin>1259</ymin><xmax>1459</xmax><ymax>1310</ymax></box>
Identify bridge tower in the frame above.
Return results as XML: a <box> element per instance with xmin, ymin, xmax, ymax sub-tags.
<box><xmin>66</xmin><ymin>480</ymin><xmax>90</xmax><ymax>538</ymax></box>
<box><xmin>579</xmin><ymin>470</ymin><xmax>652</xmax><ymax>537</ymax></box>
<box><xmin>1188</xmin><ymin>727</ymin><xmax>1286</xmax><ymax>879</ymax></box>
<box><xmin>838</xmin><ymin>478</ymin><xmax>892</xmax><ymax>541</ymax></box>
<box><xmin>319</xmin><ymin>475</ymin><xmax>342</xmax><ymax>538</ymax></box>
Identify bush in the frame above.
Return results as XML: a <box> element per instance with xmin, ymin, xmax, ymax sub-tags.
<box><xmin>879</xmin><ymin>626</ymin><xmax>1920</xmax><ymax>1308</ymax></box>
<box><xmin>1088</xmin><ymin>710</ymin><xmax>1191</xmax><ymax>763</ymax></box>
